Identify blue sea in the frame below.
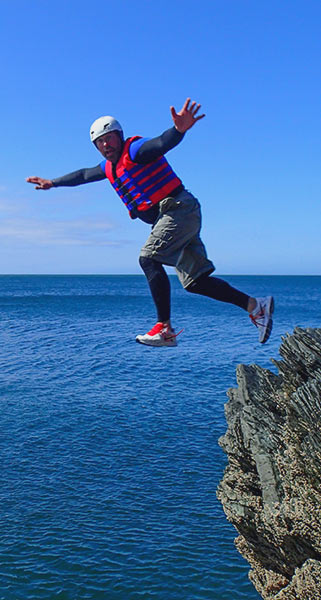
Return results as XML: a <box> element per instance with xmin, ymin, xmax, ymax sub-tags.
<box><xmin>1</xmin><ymin>275</ymin><xmax>320</xmax><ymax>600</ymax></box>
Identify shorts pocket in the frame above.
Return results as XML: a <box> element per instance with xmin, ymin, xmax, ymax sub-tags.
<box><xmin>159</xmin><ymin>196</ymin><xmax>181</xmax><ymax>214</ymax></box>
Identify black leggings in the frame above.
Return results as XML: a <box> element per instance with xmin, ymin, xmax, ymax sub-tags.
<box><xmin>139</xmin><ymin>256</ymin><xmax>250</xmax><ymax>322</ymax></box>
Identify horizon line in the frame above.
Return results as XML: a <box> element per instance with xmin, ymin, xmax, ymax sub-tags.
<box><xmin>0</xmin><ymin>273</ymin><xmax>320</xmax><ymax>278</ymax></box>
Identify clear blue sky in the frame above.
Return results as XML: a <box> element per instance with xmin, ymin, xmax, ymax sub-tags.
<box><xmin>1</xmin><ymin>0</ymin><xmax>320</xmax><ymax>274</ymax></box>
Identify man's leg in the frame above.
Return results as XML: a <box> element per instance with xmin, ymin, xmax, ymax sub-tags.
<box><xmin>136</xmin><ymin>256</ymin><xmax>177</xmax><ymax>347</ymax></box>
<box><xmin>136</xmin><ymin>191</ymin><xmax>206</xmax><ymax>346</ymax></box>
<box><xmin>139</xmin><ymin>256</ymin><xmax>171</xmax><ymax>323</ymax></box>
<box><xmin>177</xmin><ymin>240</ymin><xmax>274</xmax><ymax>344</ymax></box>
<box><xmin>186</xmin><ymin>272</ymin><xmax>251</xmax><ymax>311</ymax></box>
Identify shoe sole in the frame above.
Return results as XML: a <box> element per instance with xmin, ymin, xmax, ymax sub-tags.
<box><xmin>260</xmin><ymin>296</ymin><xmax>275</xmax><ymax>344</ymax></box>
<box><xmin>136</xmin><ymin>336</ymin><xmax>177</xmax><ymax>347</ymax></box>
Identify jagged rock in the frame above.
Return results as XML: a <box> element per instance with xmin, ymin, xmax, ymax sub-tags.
<box><xmin>217</xmin><ymin>327</ymin><xmax>321</xmax><ymax>600</ymax></box>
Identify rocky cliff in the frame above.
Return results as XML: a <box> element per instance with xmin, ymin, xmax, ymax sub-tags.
<box><xmin>217</xmin><ymin>327</ymin><xmax>321</xmax><ymax>600</ymax></box>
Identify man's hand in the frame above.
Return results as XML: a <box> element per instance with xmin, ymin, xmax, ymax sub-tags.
<box><xmin>170</xmin><ymin>98</ymin><xmax>205</xmax><ymax>133</ymax></box>
<box><xmin>26</xmin><ymin>176</ymin><xmax>53</xmax><ymax>190</ymax></box>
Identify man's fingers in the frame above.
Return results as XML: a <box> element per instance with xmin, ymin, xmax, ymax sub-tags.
<box><xmin>191</xmin><ymin>102</ymin><xmax>201</xmax><ymax>115</ymax></box>
<box><xmin>26</xmin><ymin>176</ymin><xmax>53</xmax><ymax>190</ymax></box>
<box><xmin>172</xmin><ymin>99</ymin><xmax>204</xmax><ymax>120</ymax></box>
<box><xmin>27</xmin><ymin>176</ymin><xmax>43</xmax><ymax>185</ymax></box>
<box><xmin>194</xmin><ymin>114</ymin><xmax>205</xmax><ymax>122</ymax></box>
<box><xmin>182</xmin><ymin>97</ymin><xmax>191</xmax><ymax>112</ymax></box>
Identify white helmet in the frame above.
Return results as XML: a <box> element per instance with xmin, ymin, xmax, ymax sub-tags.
<box><xmin>90</xmin><ymin>116</ymin><xmax>123</xmax><ymax>143</ymax></box>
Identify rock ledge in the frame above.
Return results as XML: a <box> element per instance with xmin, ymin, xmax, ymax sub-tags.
<box><xmin>217</xmin><ymin>327</ymin><xmax>321</xmax><ymax>600</ymax></box>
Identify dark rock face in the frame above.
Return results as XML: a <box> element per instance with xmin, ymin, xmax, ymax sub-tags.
<box><xmin>217</xmin><ymin>328</ymin><xmax>321</xmax><ymax>599</ymax></box>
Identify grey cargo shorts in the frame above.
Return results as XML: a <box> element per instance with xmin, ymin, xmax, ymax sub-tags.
<box><xmin>139</xmin><ymin>190</ymin><xmax>215</xmax><ymax>288</ymax></box>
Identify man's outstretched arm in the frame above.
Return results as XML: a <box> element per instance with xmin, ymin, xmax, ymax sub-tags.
<box><xmin>132</xmin><ymin>98</ymin><xmax>205</xmax><ymax>165</ymax></box>
<box><xmin>26</xmin><ymin>165</ymin><xmax>106</xmax><ymax>189</ymax></box>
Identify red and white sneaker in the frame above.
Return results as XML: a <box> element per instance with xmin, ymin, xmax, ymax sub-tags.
<box><xmin>250</xmin><ymin>296</ymin><xmax>274</xmax><ymax>343</ymax></box>
<box><xmin>136</xmin><ymin>322</ymin><xmax>178</xmax><ymax>347</ymax></box>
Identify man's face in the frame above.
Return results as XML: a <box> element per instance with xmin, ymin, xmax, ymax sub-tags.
<box><xmin>95</xmin><ymin>131</ymin><xmax>123</xmax><ymax>163</ymax></box>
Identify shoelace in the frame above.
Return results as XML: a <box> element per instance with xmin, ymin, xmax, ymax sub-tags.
<box><xmin>249</xmin><ymin>310</ymin><xmax>264</xmax><ymax>328</ymax></box>
<box><xmin>147</xmin><ymin>322</ymin><xmax>165</xmax><ymax>336</ymax></box>
<box><xmin>147</xmin><ymin>322</ymin><xmax>183</xmax><ymax>339</ymax></box>
<box><xmin>165</xmin><ymin>328</ymin><xmax>184</xmax><ymax>340</ymax></box>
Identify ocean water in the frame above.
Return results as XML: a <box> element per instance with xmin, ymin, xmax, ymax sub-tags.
<box><xmin>0</xmin><ymin>274</ymin><xmax>320</xmax><ymax>600</ymax></box>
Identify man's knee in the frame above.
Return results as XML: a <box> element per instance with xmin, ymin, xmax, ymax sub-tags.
<box><xmin>185</xmin><ymin>274</ymin><xmax>204</xmax><ymax>293</ymax></box>
<box><xmin>185</xmin><ymin>280</ymin><xmax>198</xmax><ymax>293</ymax></box>
<box><xmin>139</xmin><ymin>255</ymin><xmax>163</xmax><ymax>279</ymax></box>
<box><xmin>185</xmin><ymin>272</ymin><xmax>211</xmax><ymax>294</ymax></box>
<box><xmin>139</xmin><ymin>255</ymin><xmax>154</xmax><ymax>272</ymax></box>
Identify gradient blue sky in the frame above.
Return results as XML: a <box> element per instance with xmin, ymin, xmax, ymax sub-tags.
<box><xmin>1</xmin><ymin>0</ymin><xmax>320</xmax><ymax>274</ymax></box>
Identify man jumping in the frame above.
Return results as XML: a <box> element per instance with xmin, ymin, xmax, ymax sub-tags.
<box><xmin>27</xmin><ymin>98</ymin><xmax>274</xmax><ymax>347</ymax></box>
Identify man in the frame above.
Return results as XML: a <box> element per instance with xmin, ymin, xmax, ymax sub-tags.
<box><xmin>27</xmin><ymin>98</ymin><xmax>274</xmax><ymax>347</ymax></box>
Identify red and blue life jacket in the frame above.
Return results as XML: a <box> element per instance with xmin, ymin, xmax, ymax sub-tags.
<box><xmin>104</xmin><ymin>136</ymin><xmax>182</xmax><ymax>213</ymax></box>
